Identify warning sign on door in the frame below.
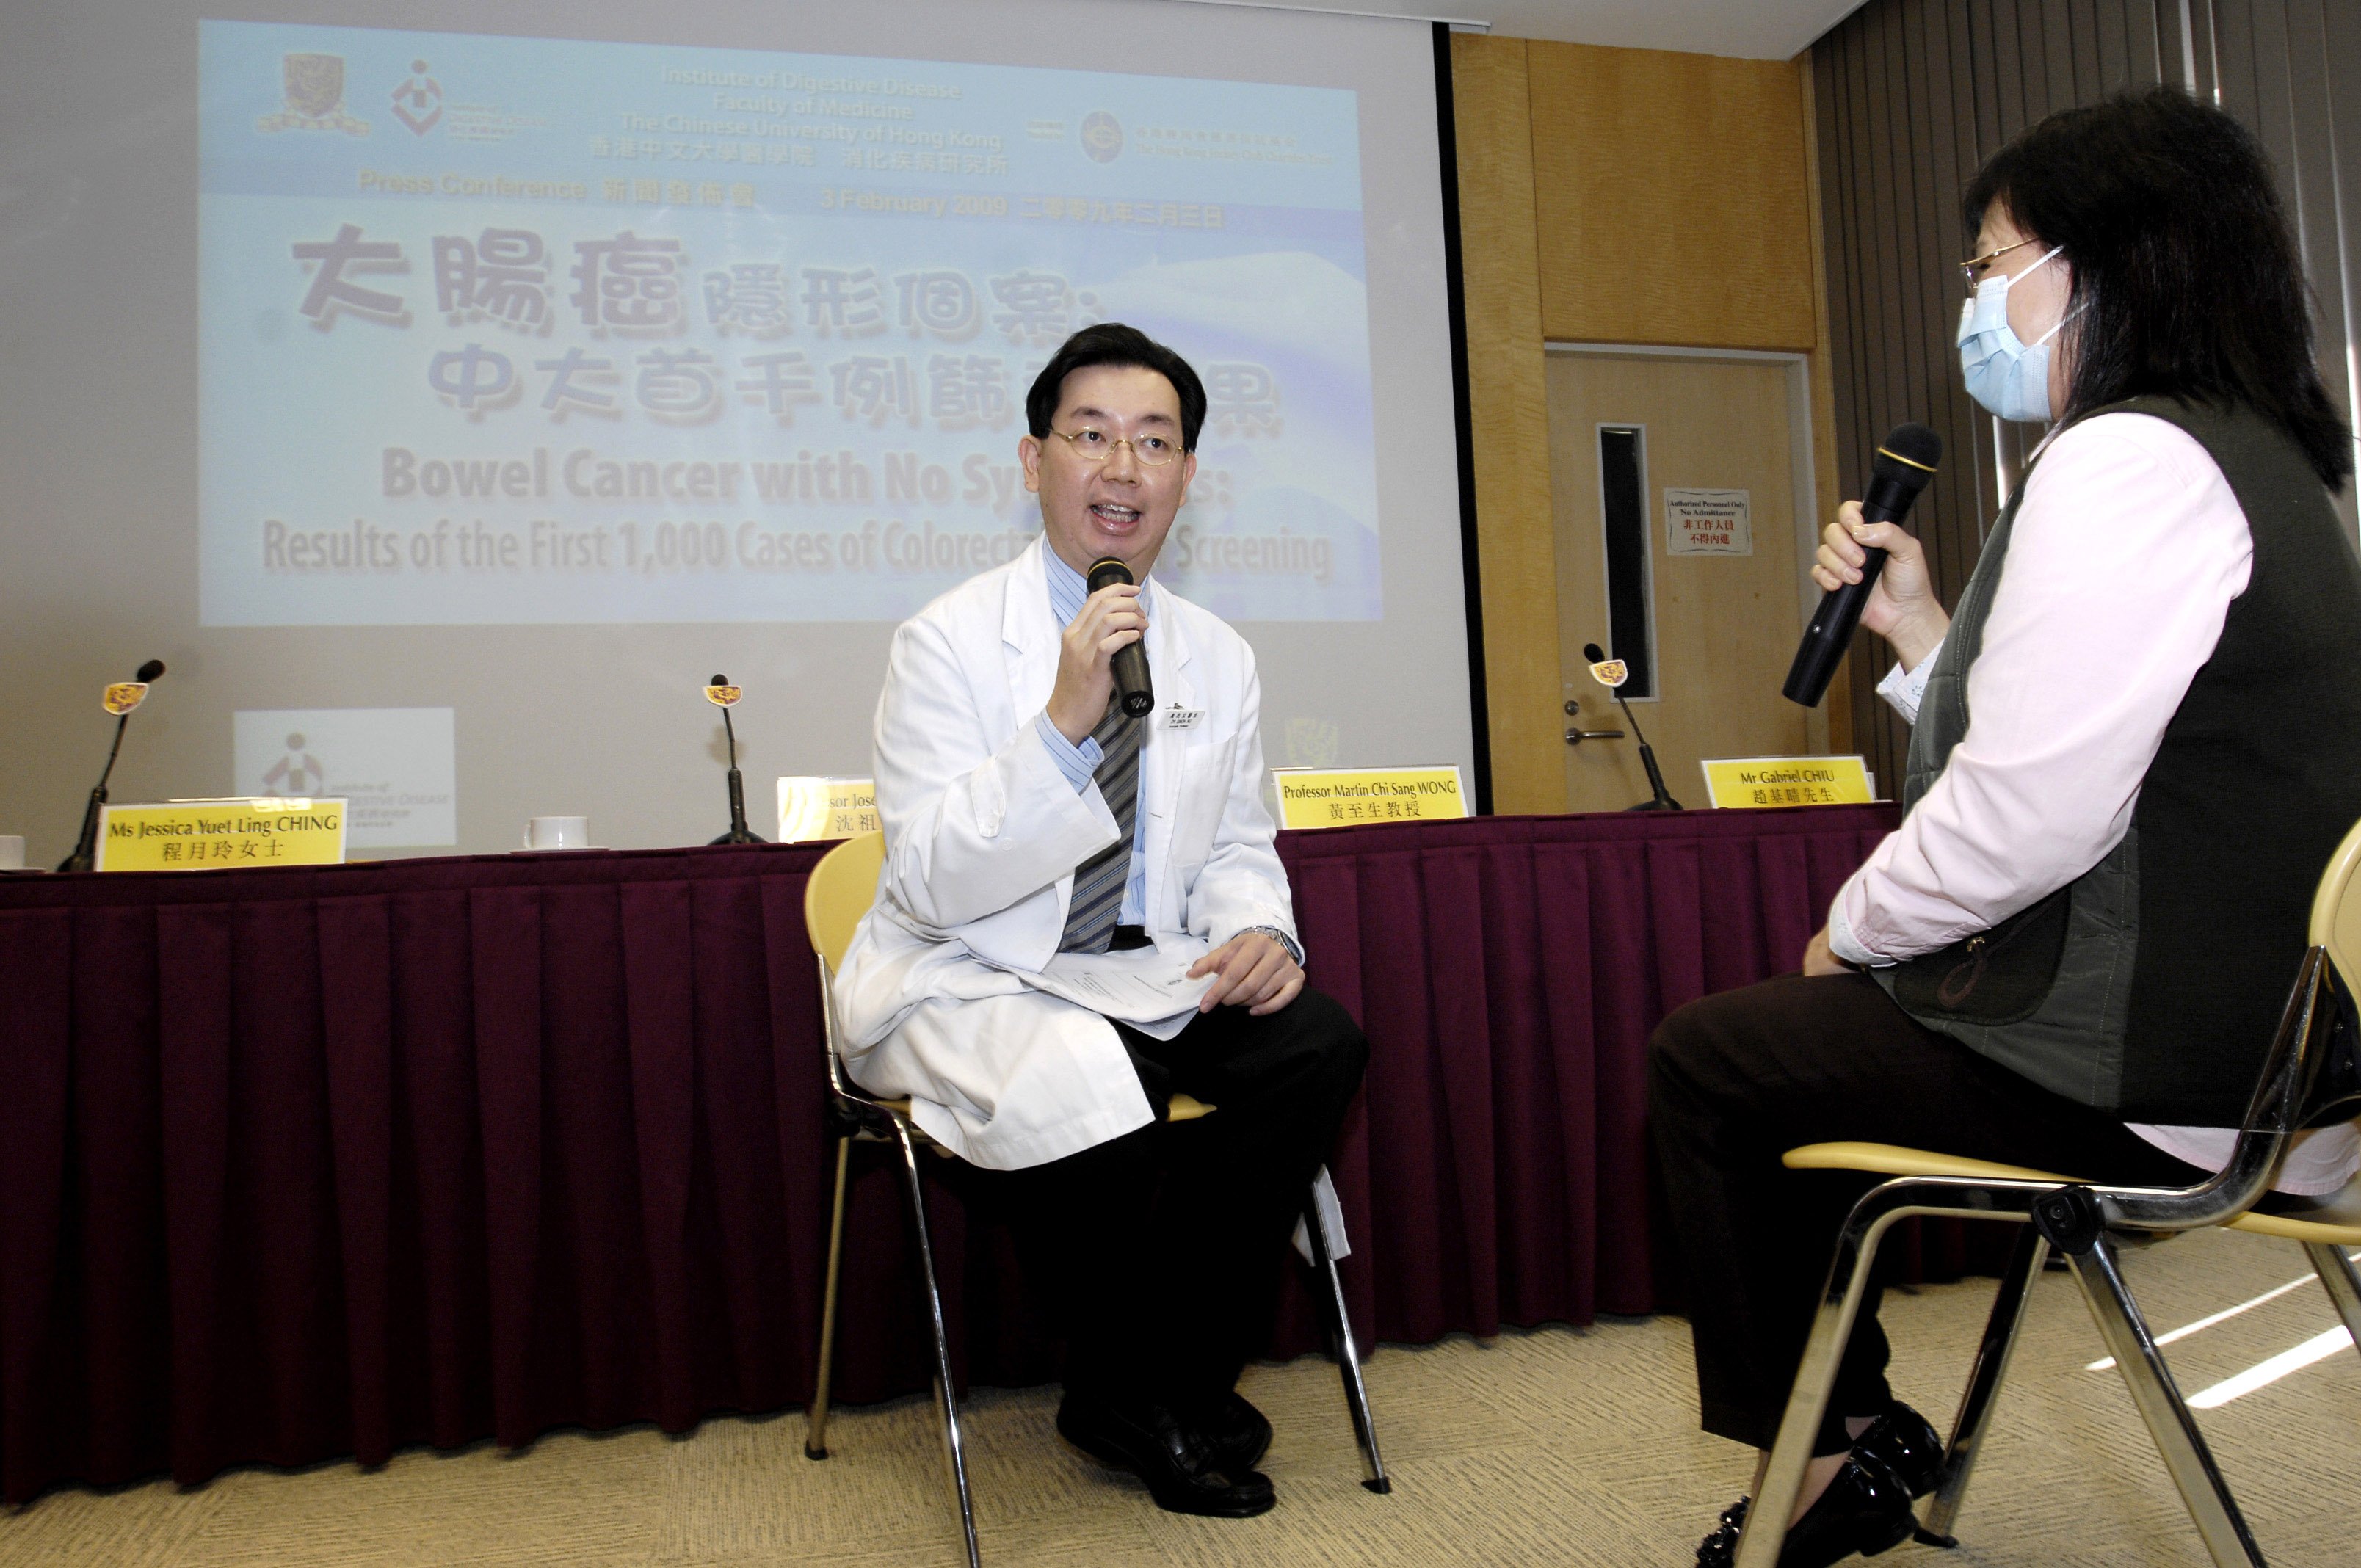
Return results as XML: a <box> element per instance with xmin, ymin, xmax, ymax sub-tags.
<box><xmin>1665</xmin><ymin>489</ymin><xmax>1752</xmax><ymax>556</ymax></box>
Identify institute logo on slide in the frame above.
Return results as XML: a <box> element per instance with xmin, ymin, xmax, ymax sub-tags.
<box><xmin>261</xmin><ymin>733</ymin><xmax>327</xmax><ymax>796</ymax></box>
<box><xmin>233</xmin><ymin>709</ymin><xmax>457</xmax><ymax>849</ymax></box>
<box><xmin>391</xmin><ymin>59</ymin><xmax>444</xmax><ymax>137</ymax></box>
<box><xmin>255</xmin><ymin>54</ymin><xmax>371</xmax><ymax>137</ymax></box>
<box><xmin>1081</xmin><ymin>110</ymin><xmax>1124</xmax><ymax>163</ymax></box>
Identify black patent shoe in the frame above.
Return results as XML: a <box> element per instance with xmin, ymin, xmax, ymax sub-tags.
<box><xmin>1696</xmin><ymin>1495</ymin><xmax>1750</xmax><ymax>1567</ymax></box>
<box><xmin>1774</xmin><ymin>1450</ymin><xmax>1918</xmax><ymax>1568</ymax></box>
<box><xmin>1057</xmin><ymin>1394</ymin><xmax>1277</xmax><ymax>1518</ymax></box>
<box><xmin>1185</xmin><ymin>1390</ymin><xmax>1274</xmax><ymax>1476</ymax></box>
<box><xmin>1852</xmin><ymin>1401</ymin><xmax>1944</xmax><ymax>1499</ymax></box>
<box><xmin>1692</xmin><ymin>1445</ymin><xmax>1922</xmax><ymax>1568</ymax></box>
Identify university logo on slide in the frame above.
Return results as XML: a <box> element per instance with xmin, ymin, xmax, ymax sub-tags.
<box><xmin>256</xmin><ymin>53</ymin><xmax>371</xmax><ymax>136</ymax></box>
<box><xmin>1081</xmin><ymin>109</ymin><xmax>1123</xmax><ymax>163</ymax></box>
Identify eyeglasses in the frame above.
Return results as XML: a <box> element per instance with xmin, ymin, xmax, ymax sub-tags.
<box><xmin>1959</xmin><ymin>236</ymin><xmax>2042</xmax><ymax>294</ymax></box>
<box><xmin>1048</xmin><ymin>427</ymin><xmax>1181</xmax><ymax>467</ymax></box>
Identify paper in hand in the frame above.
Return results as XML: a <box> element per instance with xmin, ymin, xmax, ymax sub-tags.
<box><xmin>1018</xmin><ymin>942</ymin><xmax>1214</xmax><ymax>1038</ymax></box>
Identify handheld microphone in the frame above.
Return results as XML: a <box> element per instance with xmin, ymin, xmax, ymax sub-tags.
<box><xmin>1583</xmin><ymin>645</ymin><xmax>1680</xmax><ymax>811</ymax></box>
<box><xmin>704</xmin><ymin>674</ymin><xmax>767</xmax><ymax>845</ymax></box>
<box><xmin>59</xmin><ymin>659</ymin><xmax>167</xmax><ymax>873</ymax></box>
<box><xmin>1782</xmin><ymin>423</ymin><xmax>1943</xmax><ymax>707</ymax></box>
<box><xmin>1086</xmin><ymin>557</ymin><xmax>1155</xmax><ymax>718</ymax></box>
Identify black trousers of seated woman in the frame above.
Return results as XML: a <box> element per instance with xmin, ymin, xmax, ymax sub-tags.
<box><xmin>1647</xmin><ymin>970</ymin><xmax>2208</xmax><ymax>1453</ymax></box>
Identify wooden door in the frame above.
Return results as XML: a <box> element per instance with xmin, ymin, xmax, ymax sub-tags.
<box><xmin>1547</xmin><ymin>352</ymin><xmax>1823</xmax><ymax>815</ymax></box>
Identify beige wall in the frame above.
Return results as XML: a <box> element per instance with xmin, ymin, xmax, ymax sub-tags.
<box><xmin>1451</xmin><ymin>34</ymin><xmax>1843</xmax><ymax>814</ymax></box>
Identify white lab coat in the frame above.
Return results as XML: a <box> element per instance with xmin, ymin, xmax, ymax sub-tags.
<box><xmin>833</xmin><ymin>536</ymin><xmax>1298</xmax><ymax>1170</ymax></box>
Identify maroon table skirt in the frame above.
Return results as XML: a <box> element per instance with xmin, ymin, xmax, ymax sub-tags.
<box><xmin>1</xmin><ymin>803</ymin><xmax>2007</xmax><ymax>1505</ymax></box>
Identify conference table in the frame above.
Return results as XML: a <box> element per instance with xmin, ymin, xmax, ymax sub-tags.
<box><xmin>1</xmin><ymin>802</ymin><xmax>2014</xmax><ymax>1506</ymax></box>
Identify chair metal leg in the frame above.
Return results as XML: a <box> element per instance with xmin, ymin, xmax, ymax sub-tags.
<box><xmin>1733</xmin><ymin>1192</ymin><xmax>1900</xmax><ymax>1568</ymax></box>
<box><xmin>805</xmin><ymin>1136</ymin><xmax>852</xmax><ymax>1460</ymax></box>
<box><xmin>1302</xmin><ymin>1186</ymin><xmax>1390</xmax><ymax>1494</ymax></box>
<box><xmin>891</xmin><ymin>1117</ymin><xmax>982</xmax><ymax>1568</ymax></box>
<box><xmin>2066</xmin><ymin>1236</ymin><xmax>2266</xmax><ymax>1568</ymax></box>
<box><xmin>1918</xmin><ymin>1225</ymin><xmax>2049</xmax><ymax>1545</ymax></box>
<box><xmin>2301</xmin><ymin>1241</ymin><xmax>2361</xmax><ymax>1346</ymax></box>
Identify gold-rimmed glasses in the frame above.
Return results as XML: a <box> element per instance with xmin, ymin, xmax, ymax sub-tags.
<box><xmin>1959</xmin><ymin>236</ymin><xmax>2043</xmax><ymax>294</ymax></box>
<box><xmin>1048</xmin><ymin>427</ymin><xmax>1182</xmax><ymax>467</ymax></box>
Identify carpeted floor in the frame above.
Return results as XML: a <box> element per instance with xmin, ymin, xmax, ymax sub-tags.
<box><xmin>4</xmin><ymin>1227</ymin><xmax>2356</xmax><ymax>1567</ymax></box>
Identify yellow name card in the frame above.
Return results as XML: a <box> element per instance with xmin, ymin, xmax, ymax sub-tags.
<box><xmin>1270</xmin><ymin>766</ymin><xmax>1469</xmax><ymax>830</ymax></box>
<box><xmin>777</xmin><ymin>776</ymin><xmax>880</xmax><ymax>843</ymax></box>
<box><xmin>1699</xmin><ymin>756</ymin><xmax>1875</xmax><ymax>810</ymax></box>
<box><xmin>96</xmin><ymin>799</ymin><xmax>348</xmax><ymax>871</ymax></box>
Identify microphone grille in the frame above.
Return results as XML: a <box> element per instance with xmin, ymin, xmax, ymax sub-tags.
<box><xmin>709</xmin><ymin>672</ymin><xmax>728</xmax><ymax>686</ymax></box>
<box><xmin>1087</xmin><ymin>556</ymin><xmax>1134</xmax><ymax>590</ymax></box>
<box><xmin>1582</xmin><ymin>643</ymin><xmax>1607</xmax><ymax>664</ymax></box>
<box><xmin>135</xmin><ymin>659</ymin><xmax>166</xmax><ymax>683</ymax></box>
<box><xmin>1871</xmin><ymin>423</ymin><xmax>1943</xmax><ymax>491</ymax></box>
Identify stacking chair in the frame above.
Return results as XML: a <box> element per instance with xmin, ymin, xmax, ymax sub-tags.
<box><xmin>798</xmin><ymin>830</ymin><xmax>1389</xmax><ymax>1568</ymax></box>
<box><xmin>1734</xmin><ymin>815</ymin><xmax>2361</xmax><ymax>1568</ymax></box>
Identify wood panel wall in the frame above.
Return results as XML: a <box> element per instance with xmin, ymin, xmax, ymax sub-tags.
<box><xmin>1451</xmin><ymin>33</ymin><xmax>1836</xmax><ymax>814</ymax></box>
<box><xmin>1449</xmin><ymin>34</ymin><xmax>1560</xmax><ymax>816</ymax></box>
<box><xmin>1528</xmin><ymin>43</ymin><xmax>1819</xmax><ymax>350</ymax></box>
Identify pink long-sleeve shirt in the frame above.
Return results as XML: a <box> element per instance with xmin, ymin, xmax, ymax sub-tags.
<box><xmin>1826</xmin><ymin>411</ymin><xmax>2357</xmax><ymax>1194</ymax></box>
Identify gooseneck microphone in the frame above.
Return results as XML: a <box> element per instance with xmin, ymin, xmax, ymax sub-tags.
<box><xmin>1086</xmin><ymin>557</ymin><xmax>1155</xmax><ymax>717</ymax></box>
<box><xmin>59</xmin><ymin>658</ymin><xmax>167</xmax><ymax>874</ymax></box>
<box><xmin>705</xmin><ymin>674</ymin><xmax>767</xmax><ymax>845</ymax></box>
<box><xmin>1782</xmin><ymin>423</ymin><xmax>1943</xmax><ymax>707</ymax></box>
<box><xmin>1584</xmin><ymin>644</ymin><xmax>1681</xmax><ymax>811</ymax></box>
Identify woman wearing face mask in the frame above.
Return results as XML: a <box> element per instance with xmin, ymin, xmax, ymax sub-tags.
<box><xmin>1653</xmin><ymin>87</ymin><xmax>2361</xmax><ymax>1568</ymax></box>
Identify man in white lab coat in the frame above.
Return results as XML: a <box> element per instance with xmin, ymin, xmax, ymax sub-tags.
<box><xmin>833</xmin><ymin>324</ymin><xmax>1368</xmax><ymax>1519</ymax></box>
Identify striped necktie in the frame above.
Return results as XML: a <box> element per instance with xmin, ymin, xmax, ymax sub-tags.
<box><xmin>1059</xmin><ymin>696</ymin><xmax>1145</xmax><ymax>953</ymax></box>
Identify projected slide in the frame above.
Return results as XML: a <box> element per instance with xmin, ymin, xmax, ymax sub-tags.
<box><xmin>199</xmin><ymin>21</ymin><xmax>1378</xmax><ymax>626</ymax></box>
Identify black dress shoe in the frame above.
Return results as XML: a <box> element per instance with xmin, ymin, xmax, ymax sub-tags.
<box><xmin>1184</xmin><ymin>1391</ymin><xmax>1273</xmax><ymax>1475</ymax></box>
<box><xmin>1774</xmin><ymin>1451</ymin><xmax>1918</xmax><ymax>1568</ymax></box>
<box><xmin>1695</xmin><ymin>1495</ymin><xmax>1749</xmax><ymax>1567</ymax></box>
<box><xmin>1056</xmin><ymin>1394</ymin><xmax>1277</xmax><ymax>1518</ymax></box>
<box><xmin>1693</xmin><ymin>1470</ymin><xmax>1915</xmax><ymax>1568</ymax></box>
<box><xmin>1852</xmin><ymin>1401</ymin><xmax>1944</xmax><ymax>1498</ymax></box>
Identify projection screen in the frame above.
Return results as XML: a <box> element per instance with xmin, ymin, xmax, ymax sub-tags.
<box><xmin>0</xmin><ymin>0</ymin><xmax>1471</xmax><ymax>859</ymax></box>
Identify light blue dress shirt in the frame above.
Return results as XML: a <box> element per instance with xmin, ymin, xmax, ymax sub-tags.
<box><xmin>1031</xmin><ymin>551</ymin><xmax>1300</xmax><ymax>965</ymax></box>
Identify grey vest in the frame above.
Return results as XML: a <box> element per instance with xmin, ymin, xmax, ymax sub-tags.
<box><xmin>1875</xmin><ymin>396</ymin><xmax>2361</xmax><ymax>1124</ymax></box>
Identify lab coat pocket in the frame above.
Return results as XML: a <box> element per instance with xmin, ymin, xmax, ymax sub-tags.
<box><xmin>1167</xmin><ymin>738</ymin><xmax>1236</xmax><ymax>888</ymax></box>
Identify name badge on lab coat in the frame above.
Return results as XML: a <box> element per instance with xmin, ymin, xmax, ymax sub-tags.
<box><xmin>1160</xmin><ymin>705</ymin><xmax>1207</xmax><ymax>731</ymax></box>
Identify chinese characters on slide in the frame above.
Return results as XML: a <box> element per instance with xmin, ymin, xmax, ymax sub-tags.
<box><xmin>200</xmin><ymin>21</ymin><xmax>1383</xmax><ymax>627</ymax></box>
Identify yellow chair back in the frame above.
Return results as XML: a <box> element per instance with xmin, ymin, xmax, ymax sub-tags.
<box><xmin>2310</xmin><ymin>813</ymin><xmax>2361</xmax><ymax>989</ymax></box>
<box><xmin>805</xmin><ymin>830</ymin><xmax>886</xmax><ymax>971</ymax></box>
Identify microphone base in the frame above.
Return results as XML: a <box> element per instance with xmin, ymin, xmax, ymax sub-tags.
<box><xmin>57</xmin><ymin>785</ymin><xmax>107</xmax><ymax>874</ymax></box>
<box><xmin>714</xmin><ymin>766</ymin><xmax>766</xmax><ymax>845</ymax></box>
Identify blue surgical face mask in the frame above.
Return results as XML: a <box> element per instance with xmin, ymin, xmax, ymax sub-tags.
<box><xmin>1957</xmin><ymin>246</ymin><xmax>2068</xmax><ymax>423</ymax></box>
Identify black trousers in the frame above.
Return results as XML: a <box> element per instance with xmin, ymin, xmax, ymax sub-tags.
<box><xmin>1647</xmin><ymin>970</ymin><xmax>2205</xmax><ymax>1451</ymax></box>
<box><xmin>986</xmin><ymin>984</ymin><xmax>1368</xmax><ymax>1409</ymax></box>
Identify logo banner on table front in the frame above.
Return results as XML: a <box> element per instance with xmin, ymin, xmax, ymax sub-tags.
<box><xmin>1269</xmin><ymin>766</ymin><xmax>1466</xmax><ymax>829</ymax></box>
<box><xmin>199</xmin><ymin>19</ymin><xmax>1381</xmax><ymax>628</ymax></box>
<box><xmin>1699</xmin><ymin>755</ymin><xmax>1874</xmax><ymax>810</ymax></box>
<box><xmin>96</xmin><ymin>799</ymin><xmax>349</xmax><ymax>871</ymax></box>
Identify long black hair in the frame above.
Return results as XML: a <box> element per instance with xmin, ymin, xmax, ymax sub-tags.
<box><xmin>1964</xmin><ymin>86</ymin><xmax>2352</xmax><ymax>487</ymax></box>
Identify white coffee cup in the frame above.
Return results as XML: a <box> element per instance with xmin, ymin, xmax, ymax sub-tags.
<box><xmin>0</xmin><ymin>835</ymin><xmax>23</xmax><ymax>871</ymax></box>
<box><xmin>522</xmin><ymin>816</ymin><xmax>591</xmax><ymax>850</ymax></box>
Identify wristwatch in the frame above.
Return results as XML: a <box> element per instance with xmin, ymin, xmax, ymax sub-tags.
<box><xmin>1240</xmin><ymin>924</ymin><xmax>1303</xmax><ymax>965</ymax></box>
